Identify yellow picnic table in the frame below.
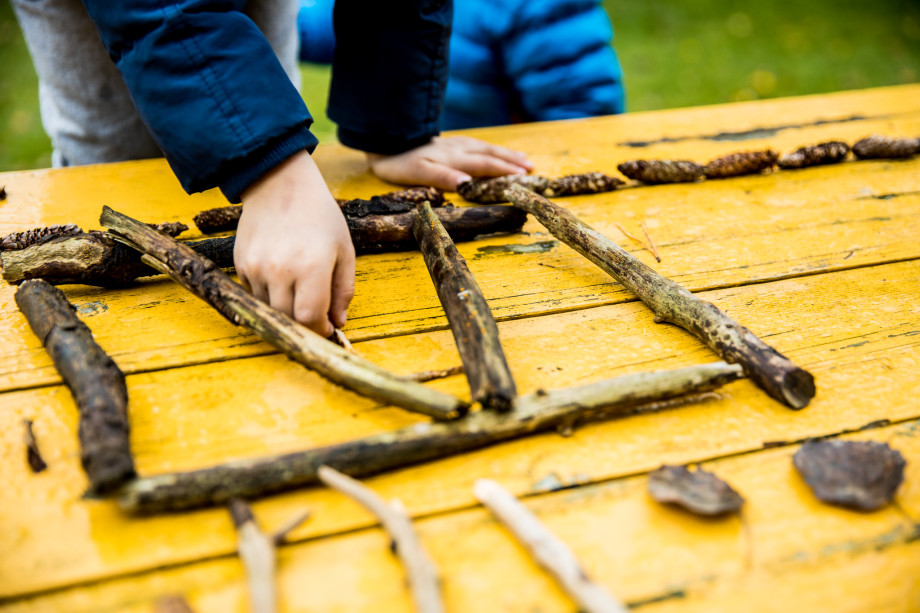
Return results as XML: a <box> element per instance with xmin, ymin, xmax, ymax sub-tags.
<box><xmin>1</xmin><ymin>84</ymin><xmax>919</xmax><ymax>612</ymax></box>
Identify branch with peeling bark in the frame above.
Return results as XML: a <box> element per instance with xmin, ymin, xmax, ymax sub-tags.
<box><xmin>413</xmin><ymin>201</ymin><xmax>517</xmax><ymax>411</ymax></box>
<box><xmin>100</xmin><ymin>206</ymin><xmax>467</xmax><ymax>422</ymax></box>
<box><xmin>318</xmin><ymin>466</ymin><xmax>443</xmax><ymax>613</ymax></box>
<box><xmin>474</xmin><ymin>479</ymin><xmax>627</xmax><ymax>613</ymax></box>
<box><xmin>15</xmin><ymin>279</ymin><xmax>136</xmax><ymax>493</ymax></box>
<box><xmin>504</xmin><ymin>184</ymin><xmax>815</xmax><ymax>410</ymax></box>
<box><xmin>117</xmin><ymin>362</ymin><xmax>742</xmax><ymax>514</ymax></box>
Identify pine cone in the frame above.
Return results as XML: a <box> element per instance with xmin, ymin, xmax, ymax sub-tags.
<box><xmin>0</xmin><ymin>223</ymin><xmax>82</xmax><ymax>251</ymax></box>
<box><xmin>543</xmin><ymin>172</ymin><xmax>623</xmax><ymax>196</ymax></box>
<box><xmin>458</xmin><ymin>175</ymin><xmax>550</xmax><ymax>203</ymax></box>
<box><xmin>617</xmin><ymin>159</ymin><xmax>704</xmax><ymax>184</ymax></box>
<box><xmin>778</xmin><ymin>141</ymin><xmax>850</xmax><ymax>169</ymax></box>
<box><xmin>704</xmin><ymin>149</ymin><xmax>779</xmax><ymax>179</ymax></box>
<box><xmin>852</xmin><ymin>135</ymin><xmax>920</xmax><ymax>160</ymax></box>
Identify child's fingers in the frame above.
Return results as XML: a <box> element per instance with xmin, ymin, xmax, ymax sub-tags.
<box><xmin>440</xmin><ymin>137</ymin><xmax>533</xmax><ymax>169</ymax></box>
<box><xmin>449</xmin><ymin>152</ymin><xmax>530</xmax><ymax>177</ymax></box>
<box><xmin>329</xmin><ymin>246</ymin><xmax>356</xmax><ymax>329</ymax></box>
<box><xmin>293</xmin><ymin>272</ymin><xmax>334</xmax><ymax>338</ymax></box>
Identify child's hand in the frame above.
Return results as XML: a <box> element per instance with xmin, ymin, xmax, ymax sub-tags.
<box><xmin>366</xmin><ymin>136</ymin><xmax>533</xmax><ymax>190</ymax></box>
<box><xmin>236</xmin><ymin>150</ymin><xmax>355</xmax><ymax>337</ymax></box>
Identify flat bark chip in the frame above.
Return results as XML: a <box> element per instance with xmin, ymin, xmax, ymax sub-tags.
<box><xmin>793</xmin><ymin>439</ymin><xmax>906</xmax><ymax>511</ymax></box>
<box><xmin>648</xmin><ymin>465</ymin><xmax>745</xmax><ymax>516</ymax></box>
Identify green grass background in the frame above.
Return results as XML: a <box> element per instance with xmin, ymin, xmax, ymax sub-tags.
<box><xmin>1</xmin><ymin>0</ymin><xmax>918</xmax><ymax>171</ymax></box>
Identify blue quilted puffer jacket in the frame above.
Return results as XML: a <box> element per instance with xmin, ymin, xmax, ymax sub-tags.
<box><xmin>300</xmin><ymin>0</ymin><xmax>625</xmax><ymax>130</ymax></box>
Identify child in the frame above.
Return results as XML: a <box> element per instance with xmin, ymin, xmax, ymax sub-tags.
<box><xmin>11</xmin><ymin>0</ymin><xmax>532</xmax><ymax>336</ymax></box>
<box><xmin>299</xmin><ymin>0</ymin><xmax>626</xmax><ymax>130</ymax></box>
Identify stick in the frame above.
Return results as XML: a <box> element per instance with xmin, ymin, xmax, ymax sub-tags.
<box><xmin>474</xmin><ymin>478</ymin><xmax>627</xmax><ymax>613</ymax></box>
<box><xmin>404</xmin><ymin>365</ymin><xmax>464</xmax><ymax>383</ymax></box>
<box><xmin>117</xmin><ymin>362</ymin><xmax>742</xmax><ymax>513</ymax></box>
<box><xmin>2</xmin><ymin>207</ymin><xmax>527</xmax><ymax>287</ymax></box>
<box><xmin>23</xmin><ymin>418</ymin><xmax>48</xmax><ymax>473</ymax></box>
<box><xmin>14</xmin><ymin>279</ymin><xmax>136</xmax><ymax>493</ymax></box>
<box><xmin>504</xmin><ymin>184</ymin><xmax>815</xmax><ymax>409</ymax></box>
<box><xmin>101</xmin><ymin>206</ymin><xmax>467</xmax><ymax>422</ymax></box>
<box><xmin>229</xmin><ymin>499</ymin><xmax>277</xmax><ymax>613</ymax></box>
<box><xmin>318</xmin><ymin>466</ymin><xmax>443</xmax><ymax>613</ymax></box>
<box><xmin>413</xmin><ymin>201</ymin><xmax>517</xmax><ymax>411</ymax></box>
<box><xmin>612</xmin><ymin>222</ymin><xmax>656</xmax><ymax>260</ymax></box>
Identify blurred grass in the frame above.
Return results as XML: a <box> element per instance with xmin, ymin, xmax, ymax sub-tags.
<box><xmin>1</xmin><ymin>0</ymin><xmax>918</xmax><ymax>171</ymax></box>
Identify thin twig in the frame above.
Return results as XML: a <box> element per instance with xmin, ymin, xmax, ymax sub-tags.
<box><xmin>640</xmin><ymin>222</ymin><xmax>661</xmax><ymax>263</ymax></box>
<box><xmin>403</xmin><ymin>365</ymin><xmax>465</xmax><ymax>383</ymax></box>
<box><xmin>318</xmin><ymin>466</ymin><xmax>443</xmax><ymax>613</ymax></box>
<box><xmin>612</xmin><ymin>222</ymin><xmax>655</xmax><ymax>259</ymax></box>
<box><xmin>229</xmin><ymin>499</ymin><xmax>277</xmax><ymax>613</ymax></box>
<box><xmin>473</xmin><ymin>479</ymin><xmax>627</xmax><ymax>613</ymax></box>
<box><xmin>332</xmin><ymin>328</ymin><xmax>358</xmax><ymax>355</ymax></box>
<box><xmin>271</xmin><ymin>509</ymin><xmax>312</xmax><ymax>546</ymax></box>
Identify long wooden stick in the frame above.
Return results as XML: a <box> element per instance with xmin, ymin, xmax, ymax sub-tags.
<box><xmin>2</xmin><ymin>207</ymin><xmax>526</xmax><ymax>286</ymax></box>
<box><xmin>117</xmin><ymin>362</ymin><xmax>742</xmax><ymax>514</ymax></box>
<box><xmin>14</xmin><ymin>279</ymin><xmax>136</xmax><ymax>493</ymax></box>
<box><xmin>100</xmin><ymin>206</ymin><xmax>467</xmax><ymax>422</ymax></box>
<box><xmin>505</xmin><ymin>184</ymin><xmax>815</xmax><ymax>410</ymax></box>
<box><xmin>318</xmin><ymin>466</ymin><xmax>443</xmax><ymax>613</ymax></box>
<box><xmin>474</xmin><ymin>479</ymin><xmax>627</xmax><ymax>613</ymax></box>
<box><xmin>229</xmin><ymin>499</ymin><xmax>277</xmax><ymax>613</ymax></box>
<box><xmin>413</xmin><ymin>201</ymin><xmax>517</xmax><ymax>411</ymax></box>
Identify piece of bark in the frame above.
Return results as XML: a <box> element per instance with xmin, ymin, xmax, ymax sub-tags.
<box><xmin>793</xmin><ymin>440</ymin><xmax>906</xmax><ymax>511</ymax></box>
<box><xmin>2</xmin><ymin>207</ymin><xmax>527</xmax><ymax>286</ymax></box>
<box><xmin>23</xmin><ymin>418</ymin><xmax>48</xmax><ymax>473</ymax></box>
<box><xmin>1</xmin><ymin>223</ymin><xmax>82</xmax><ymax>251</ymax></box>
<box><xmin>458</xmin><ymin>175</ymin><xmax>551</xmax><ymax>204</ymax></box>
<box><xmin>505</xmin><ymin>184</ymin><xmax>815</xmax><ymax>409</ymax></box>
<box><xmin>616</xmin><ymin>160</ymin><xmax>704</xmax><ymax>184</ymax></box>
<box><xmin>474</xmin><ymin>479</ymin><xmax>627</xmax><ymax>613</ymax></box>
<box><xmin>852</xmin><ymin>135</ymin><xmax>920</xmax><ymax>160</ymax></box>
<box><xmin>777</xmin><ymin>141</ymin><xmax>850</xmax><ymax>169</ymax></box>
<box><xmin>101</xmin><ymin>206</ymin><xmax>467</xmax><ymax>422</ymax></box>
<box><xmin>543</xmin><ymin>172</ymin><xmax>623</xmax><ymax>197</ymax></box>
<box><xmin>0</xmin><ymin>185</ymin><xmax>6</xmax><ymax>200</ymax></box>
<box><xmin>318</xmin><ymin>466</ymin><xmax>443</xmax><ymax>613</ymax></box>
<box><xmin>117</xmin><ymin>362</ymin><xmax>742</xmax><ymax>513</ymax></box>
<box><xmin>151</xmin><ymin>221</ymin><xmax>189</xmax><ymax>237</ymax></box>
<box><xmin>413</xmin><ymin>201</ymin><xmax>517</xmax><ymax>411</ymax></box>
<box><xmin>703</xmin><ymin>149</ymin><xmax>778</xmax><ymax>179</ymax></box>
<box><xmin>14</xmin><ymin>279</ymin><xmax>135</xmax><ymax>494</ymax></box>
<box><xmin>193</xmin><ymin>205</ymin><xmax>242</xmax><ymax>234</ymax></box>
<box><xmin>647</xmin><ymin>465</ymin><xmax>744</xmax><ymax>516</ymax></box>
<box><xmin>229</xmin><ymin>499</ymin><xmax>277</xmax><ymax>613</ymax></box>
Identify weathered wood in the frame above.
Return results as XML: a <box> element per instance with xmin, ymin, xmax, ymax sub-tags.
<box><xmin>412</xmin><ymin>201</ymin><xmax>517</xmax><ymax>411</ymax></box>
<box><xmin>14</xmin><ymin>279</ymin><xmax>135</xmax><ymax>494</ymax></box>
<box><xmin>116</xmin><ymin>362</ymin><xmax>743</xmax><ymax>514</ymax></box>
<box><xmin>100</xmin><ymin>206</ymin><xmax>467</xmax><ymax>422</ymax></box>
<box><xmin>505</xmin><ymin>184</ymin><xmax>815</xmax><ymax>410</ymax></box>
<box><xmin>474</xmin><ymin>479</ymin><xmax>628</xmax><ymax>613</ymax></box>
<box><xmin>318</xmin><ymin>466</ymin><xmax>443</xmax><ymax>613</ymax></box>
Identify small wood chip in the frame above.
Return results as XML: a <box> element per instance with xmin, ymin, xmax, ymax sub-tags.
<box><xmin>704</xmin><ymin>149</ymin><xmax>778</xmax><ymax>179</ymax></box>
<box><xmin>852</xmin><ymin>135</ymin><xmax>920</xmax><ymax>160</ymax></box>
<box><xmin>23</xmin><ymin>419</ymin><xmax>48</xmax><ymax>473</ymax></box>
<box><xmin>0</xmin><ymin>185</ymin><xmax>7</xmax><ymax>200</ymax></box>
<box><xmin>616</xmin><ymin>159</ymin><xmax>704</xmax><ymax>184</ymax></box>
<box><xmin>793</xmin><ymin>439</ymin><xmax>906</xmax><ymax>511</ymax></box>
<box><xmin>648</xmin><ymin>465</ymin><xmax>745</xmax><ymax>516</ymax></box>
<box><xmin>777</xmin><ymin>141</ymin><xmax>850</xmax><ymax>169</ymax></box>
<box><xmin>151</xmin><ymin>221</ymin><xmax>189</xmax><ymax>237</ymax></box>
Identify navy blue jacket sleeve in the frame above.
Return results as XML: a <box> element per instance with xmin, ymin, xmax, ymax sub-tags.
<box><xmin>80</xmin><ymin>0</ymin><xmax>318</xmax><ymax>203</ymax></box>
<box><xmin>328</xmin><ymin>0</ymin><xmax>451</xmax><ymax>155</ymax></box>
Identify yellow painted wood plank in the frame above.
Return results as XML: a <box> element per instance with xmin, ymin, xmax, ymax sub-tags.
<box><xmin>1</xmin><ymin>259</ymin><xmax>918</xmax><ymax>599</ymax></box>
<box><xmin>3</xmin><ymin>421</ymin><xmax>918</xmax><ymax>612</ymax></box>
<box><xmin>1</xmin><ymin>152</ymin><xmax>918</xmax><ymax>392</ymax></box>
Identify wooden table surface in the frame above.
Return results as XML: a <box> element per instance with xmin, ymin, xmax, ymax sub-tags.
<box><xmin>1</xmin><ymin>84</ymin><xmax>919</xmax><ymax>612</ymax></box>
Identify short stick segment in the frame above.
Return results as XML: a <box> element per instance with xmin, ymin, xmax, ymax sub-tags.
<box><xmin>473</xmin><ymin>479</ymin><xmax>628</xmax><ymax>613</ymax></box>
<box><xmin>229</xmin><ymin>499</ymin><xmax>277</xmax><ymax>613</ymax></box>
<box><xmin>413</xmin><ymin>201</ymin><xmax>517</xmax><ymax>411</ymax></box>
<box><xmin>505</xmin><ymin>184</ymin><xmax>815</xmax><ymax>409</ymax></box>
<box><xmin>117</xmin><ymin>362</ymin><xmax>742</xmax><ymax>513</ymax></box>
<box><xmin>14</xmin><ymin>279</ymin><xmax>136</xmax><ymax>493</ymax></box>
<box><xmin>318</xmin><ymin>466</ymin><xmax>443</xmax><ymax>613</ymax></box>
<box><xmin>100</xmin><ymin>206</ymin><xmax>467</xmax><ymax>422</ymax></box>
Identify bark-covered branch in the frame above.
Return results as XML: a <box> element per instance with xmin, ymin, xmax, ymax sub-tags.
<box><xmin>413</xmin><ymin>201</ymin><xmax>517</xmax><ymax>411</ymax></box>
<box><xmin>117</xmin><ymin>362</ymin><xmax>742</xmax><ymax>514</ymax></box>
<box><xmin>14</xmin><ymin>279</ymin><xmax>136</xmax><ymax>493</ymax></box>
<box><xmin>505</xmin><ymin>184</ymin><xmax>815</xmax><ymax>409</ymax></box>
<box><xmin>2</xmin><ymin>207</ymin><xmax>526</xmax><ymax>286</ymax></box>
<box><xmin>318</xmin><ymin>466</ymin><xmax>443</xmax><ymax>613</ymax></box>
<box><xmin>100</xmin><ymin>206</ymin><xmax>467</xmax><ymax>422</ymax></box>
